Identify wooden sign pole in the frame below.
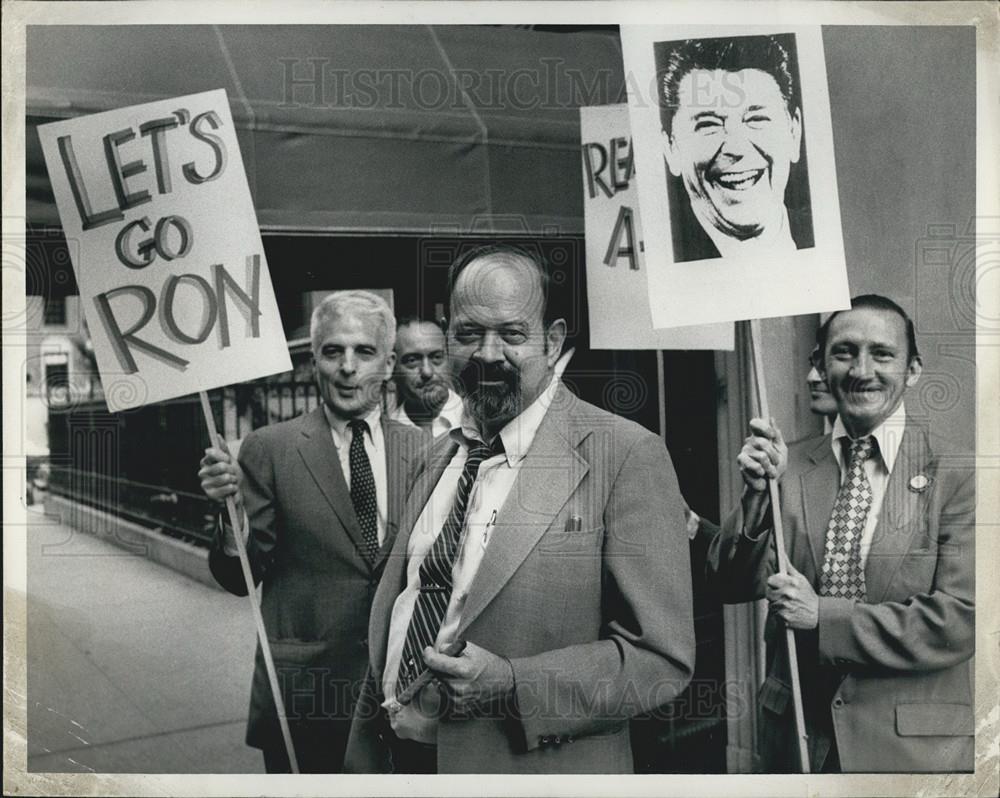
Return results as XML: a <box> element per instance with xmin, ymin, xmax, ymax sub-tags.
<box><xmin>199</xmin><ymin>391</ymin><xmax>300</xmax><ymax>774</ymax></box>
<box><xmin>745</xmin><ymin>320</ymin><xmax>811</xmax><ymax>774</ymax></box>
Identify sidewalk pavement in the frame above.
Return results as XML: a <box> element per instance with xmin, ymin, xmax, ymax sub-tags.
<box><xmin>24</xmin><ymin>505</ymin><xmax>263</xmax><ymax>773</ymax></box>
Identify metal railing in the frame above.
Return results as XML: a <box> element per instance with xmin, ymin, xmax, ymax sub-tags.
<box><xmin>44</xmin><ymin>368</ymin><xmax>321</xmax><ymax>548</ymax></box>
<box><xmin>47</xmin><ymin>465</ymin><xmax>219</xmax><ymax>547</ymax></box>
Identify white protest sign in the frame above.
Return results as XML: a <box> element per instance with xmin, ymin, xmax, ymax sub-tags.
<box><xmin>38</xmin><ymin>89</ymin><xmax>291</xmax><ymax>412</ymax></box>
<box><xmin>620</xmin><ymin>27</ymin><xmax>850</xmax><ymax>327</ymax></box>
<box><xmin>580</xmin><ymin>104</ymin><xmax>733</xmax><ymax>350</ymax></box>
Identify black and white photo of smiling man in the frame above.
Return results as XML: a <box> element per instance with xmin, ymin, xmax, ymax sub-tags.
<box><xmin>657</xmin><ymin>33</ymin><xmax>815</xmax><ymax>262</ymax></box>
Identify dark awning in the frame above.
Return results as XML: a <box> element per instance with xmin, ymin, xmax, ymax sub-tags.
<box><xmin>26</xmin><ymin>25</ymin><xmax>626</xmax><ymax>235</ymax></box>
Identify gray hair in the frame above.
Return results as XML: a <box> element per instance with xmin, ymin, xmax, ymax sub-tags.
<box><xmin>310</xmin><ymin>290</ymin><xmax>396</xmax><ymax>354</ymax></box>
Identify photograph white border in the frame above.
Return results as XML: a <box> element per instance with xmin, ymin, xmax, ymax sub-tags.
<box><xmin>4</xmin><ymin>3</ymin><xmax>998</xmax><ymax>797</ymax></box>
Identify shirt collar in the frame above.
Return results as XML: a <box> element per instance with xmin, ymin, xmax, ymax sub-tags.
<box><xmin>831</xmin><ymin>400</ymin><xmax>907</xmax><ymax>474</ymax></box>
<box><xmin>455</xmin><ymin>374</ymin><xmax>562</xmax><ymax>467</ymax></box>
<box><xmin>436</xmin><ymin>390</ymin><xmax>466</xmax><ymax>433</ymax></box>
<box><xmin>323</xmin><ymin>402</ymin><xmax>383</xmax><ymax>449</ymax></box>
<box><xmin>454</xmin><ymin>348</ymin><xmax>574</xmax><ymax>464</ymax></box>
<box><xmin>392</xmin><ymin>389</ymin><xmax>464</xmax><ymax>433</ymax></box>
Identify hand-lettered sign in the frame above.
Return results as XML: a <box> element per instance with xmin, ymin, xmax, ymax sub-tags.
<box><xmin>580</xmin><ymin>104</ymin><xmax>732</xmax><ymax>349</ymax></box>
<box><xmin>38</xmin><ymin>89</ymin><xmax>291</xmax><ymax>411</ymax></box>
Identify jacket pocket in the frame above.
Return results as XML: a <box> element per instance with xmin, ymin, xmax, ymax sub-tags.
<box><xmin>895</xmin><ymin>703</ymin><xmax>973</xmax><ymax>736</ymax></box>
<box><xmin>758</xmin><ymin>675</ymin><xmax>791</xmax><ymax>717</ymax></box>
<box><xmin>267</xmin><ymin>637</ymin><xmax>331</xmax><ymax>664</ymax></box>
<box><xmin>247</xmin><ymin>638</ymin><xmax>343</xmax><ymax>746</ymax></box>
<box><xmin>538</xmin><ymin>525</ymin><xmax>604</xmax><ymax>555</ymax></box>
<box><xmin>251</xmin><ymin>638</ymin><xmax>336</xmax><ymax>717</ymax></box>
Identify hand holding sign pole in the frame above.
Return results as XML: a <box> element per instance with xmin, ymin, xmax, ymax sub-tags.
<box><xmin>747</xmin><ymin>318</ymin><xmax>810</xmax><ymax>773</ymax></box>
<box><xmin>620</xmin><ymin>25</ymin><xmax>854</xmax><ymax>773</ymax></box>
<box><xmin>198</xmin><ymin>392</ymin><xmax>298</xmax><ymax>773</ymax></box>
<box><xmin>39</xmin><ymin>90</ymin><xmax>299</xmax><ymax>772</ymax></box>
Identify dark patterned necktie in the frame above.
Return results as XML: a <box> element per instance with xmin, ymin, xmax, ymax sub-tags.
<box><xmin>395</xmin><ymin>436</ymin><xmax>503</xmax><ymax>695</ymax></box>
<box><xmin>348</xmin><ymin>419</ymin><xmax>380</xmax><ymax>562</ymax></box>
<box><xmin>820</xmin><ymin>436</ymin><xmax>876</xmax><ymax>601</ymax></box>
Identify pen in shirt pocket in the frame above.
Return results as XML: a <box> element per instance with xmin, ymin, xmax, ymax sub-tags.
<box><xmin>483</xmin><ymin>509</ymin><xmax>497</xmax><ymax>548</ymax></box>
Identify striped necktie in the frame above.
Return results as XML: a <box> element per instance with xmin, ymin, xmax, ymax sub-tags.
<box><xmin>820</xmin><ymin>436</ymin><xmax>876</xmax><ymax>601</ymax></box>
<box><xmin>395</xmin><ymin>436</ymin><xmax>503</xmax><ymax>695</ymax></box>
<box><xmin>348</xmin><ymin>419</ymin><xmax>379</xmax><ymax>563</ymax></box>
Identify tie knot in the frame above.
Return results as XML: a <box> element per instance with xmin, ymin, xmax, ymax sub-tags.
<box><xmin>848</xmin><ymin>436</ymin><xmax>875</xmax><ymax>463</ymax></box>
<box><xmin>349</xmin><ymin>419</ymin><xmax>369</xmax><ymax>438</ymax></box>
<box><xmin>466</xmin><ymin>435</ymin><xmax>505</xmax><ymax>464</ymax></box>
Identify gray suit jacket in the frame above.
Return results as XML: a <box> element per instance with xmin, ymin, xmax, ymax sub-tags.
<box><xmin>345</xmin><ymin>384</ymin><xmax>696</xmax><ymax>773</ymax></box>
<box><xmin>209</xmin><ymin>407</ymin><xmax>425</xmax><ymax>755</ymax></box>
<box><xmin>708</xmin><ymin>423</ymin><xmax>975</xmax><ymax>772</ymax></box>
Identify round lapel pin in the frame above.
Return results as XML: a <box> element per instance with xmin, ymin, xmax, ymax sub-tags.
<box><xmin>908</xmin><ymin>474</ymin><xmax>929</xmax><ymax>493</ymax></box>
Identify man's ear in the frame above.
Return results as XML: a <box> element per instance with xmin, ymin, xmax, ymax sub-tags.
<box><xmin>789</xmin><ymin>108</ymin><xmax>803</xmax><ymax>165</ymax></box>
<box><xmin>905</xmin><ymin>355</ymin><xmax>923</xmax><ymax>387</ymax></box>
<box><xmin>383</xmin><ymin>350</ymin><xmax>397</xmax><ymax>382</ymax></box>
<box><xmin>662</xmin><ymin>129</ymin><xmax>682</xmax><ymax>177</ymax></box>
<box><xmin>545</xmin><ymin>319</ymin><xmax>568</xmax><ymax>365</ymax></box>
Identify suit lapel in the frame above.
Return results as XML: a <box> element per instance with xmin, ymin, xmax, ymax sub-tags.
<box><xmin>864</xmin><ymin>425</ymin><xmax>933</xmax><ymax>603</ymax></box>
<box><xmin>397</xmin><ymin>436</ymin><xmax>459</xmax><ymax>562</ymax></box>
<box><xmin>800</xmin><ymin>436</ymin><xmax>839</xmax><ymax>575</ymax></box>
<box><xmin>374</xmin><ymin>421</ymin><xmax>413</xmax><ymax>571</ymax></box>
<box><xmin>296</xmin><ymin>407</ymin><xmax>372</xmax><ymax>569</ymax></box>
<box><xmin>369</xmin><ymin>435</ymin><xmax>458</xmax><ymax>678</ymax></box>
<box><xmin>456</xmin><ymin>391</ymin><xmax>588</xmax><ymax>639</ymax></box>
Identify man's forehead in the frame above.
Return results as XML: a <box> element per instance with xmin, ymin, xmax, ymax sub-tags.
<box><xmin>450</xmin><ymin>255</ymin><xmax>544</xmax><ymax>322</ymax></box>
<box><xmin>675</xmin><ymin>67</ymin><xmax>786</xmax><ymax>114</ymax></box>
<box><xmin>317</xmin><ymin>310</ymin><xmax>384</xmax><ymax>342</ymax></box>
<box><xmin>397</xmin><ymin>322</ymin><xmax>444</xmax><ymax>351</ymax></box>
<box><xmin>827</xmin><ymin>307</ymin><xmax>907</xmax><ymax>348</ymax></box>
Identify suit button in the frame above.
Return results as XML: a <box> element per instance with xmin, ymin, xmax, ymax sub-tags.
<box><xmin>832</xmin><ymin>698</ymin><xmax>844</xmax><ymax>709</ymax></box>
<box><xmin>566</xmin><ymin>735</ymin><xmax>574</xmax><ymax>743</ymax></box>
<box><xmin>359</xmin><ymin>638</ymin><xmax>368</xmax><ymax>649</ymax></box>
<box><xmin>539</xmin><ymin>735</ymin><xmax>549</xmax><ymax>745</ymax></box>
<box><xmin>553</xmin><ymin>735</ymin><xmax>562</xmax><ymax>745</ymax></box>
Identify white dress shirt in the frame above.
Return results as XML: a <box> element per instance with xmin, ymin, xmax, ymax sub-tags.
<box><xmin>390</xmin><ymin>388</ymin><xmax>464</xmax><ymax>439</ymax></box>
<box><xmin>381</xmin><ymin>375</ymin><xmax>563</xmax><ymax>743</ymax></box>
<box><xmin>829</xmin><ymin>401</ymin><xmax>908</xmax><ymax>568</ymax></box>
<box><xmin>324</xmin><ymin>403</ymin><xmax>389</xmax><ymax>547</ymax></box>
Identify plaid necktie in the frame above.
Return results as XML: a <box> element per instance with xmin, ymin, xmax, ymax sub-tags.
<box><xmin>820</xmin><ymin>436</ymin><xmax>876</xmax><ymax>601</ymax></box>
<box><xmin>395</xmin><ymin>436</ymin><xmax>503</xmax><ymax>695</ymax></box>
<box><xmin>348</xmin><ymin>419</ymin><xmax>379</xmax><ymax>562</ymax></box>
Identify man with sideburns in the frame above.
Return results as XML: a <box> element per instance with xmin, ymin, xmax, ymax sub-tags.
<box><xmin>344</xmin><ymin>244</ymin><xmax>695</xmax><ymax>774</ymax></box>
<box><xmin>199</xmin><ymin>291</ymin><xmax>424</xmax><ymax>773</ymax></box>
<box><xmin>707</xmin><ymin>294</ymin><xmax>974</xmax><ymax>772</ymax></box>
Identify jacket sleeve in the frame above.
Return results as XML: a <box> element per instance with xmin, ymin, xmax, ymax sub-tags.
<box><xmin>817</xmin><ymin>465</ymin><xmax>975</xmax><ymax>671</ymax></box>
<box><xmin>704</xmin><ymin>488</ymin><xmax>777</xmax><ymax>604</ymax></box>
<box><xmin>207</xmin><ymin>431</ymin><xmax>278</xmax><ymax>595</ymax></box>
<box><xmin>508</xmin><ymin>433</ymin><xmax>696</xmax><ymax>749</ymax></box>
